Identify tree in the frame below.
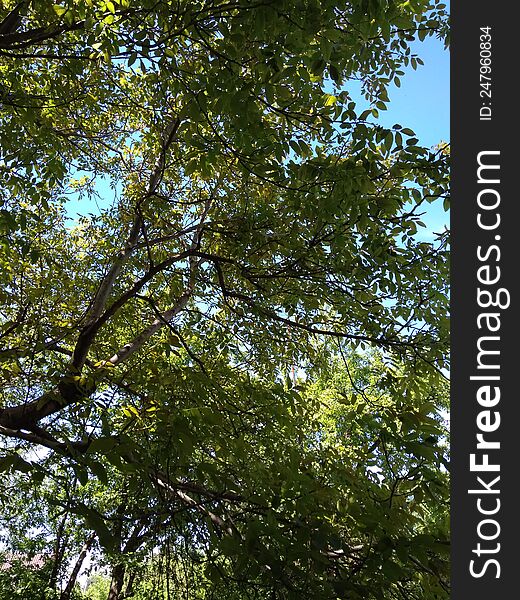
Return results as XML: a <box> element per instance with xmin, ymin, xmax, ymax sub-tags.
<box><xmin>0</xmin><ymin>553</ymin><xmax>58</xmax><ymax>600</ymax></box>
<box><xmin>0</xmin><ymin>1</ymin><xmax>449</xmax><ymax>598</ymax></box>
<box><xmin>1</xmin><ymin>352</ymin><xmax>450</xmax><ymax>599</ymax></box>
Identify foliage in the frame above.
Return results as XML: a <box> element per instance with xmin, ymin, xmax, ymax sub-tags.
<box><xmin>0</xmin><ymin>1</ymin><xmax>449</xmax><ymax>599</ymax></box>
<box><xmin>84</xmin><ymin>574</ymin><xmax>110</xmax><ymax>600</ymax></box>
<box><xmin>0</xmin><ymin>553</ymin><xmax>58</xmax><ymax>600</ymax></box>
<box><xmin>1</xmin><ymin>354</ymin><xmax>449</xmax><ymax>599</ymax></box>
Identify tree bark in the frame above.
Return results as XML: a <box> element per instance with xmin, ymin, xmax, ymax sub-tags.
<box><xmin>107</xmin><ymin>563</ymin><xmax>126</xmax><ymax>600</ymax></box>
<box><xmin>49</xmin><ymin>513</ymin><xmax>68</xmax><ymax>590</ymax></box>
<box><xmin>60</xmin><ymin>532</ymin><xmax>96</xmax><ymax>600</ymax></box>
<box><xmin>123</xmin><ymin>570</ymin><xmax>136</xmax><ymax>599</ymax></box>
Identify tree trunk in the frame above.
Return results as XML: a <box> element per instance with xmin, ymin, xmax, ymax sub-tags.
<box><xmin>123</xmin><ymin>570</ymin><xmax>136</xmax><ymax>599</ymax></box>
<box><xmin>106</xmin><ymin>516</ymin><xmax>149</xmax><ymax>600</ymax></box>
<box><xmin>107</xmin><ymin>563</ymin><xmax>126</xmax><ymax>600</ymax></box>
<box><xmin>60</xmin><ymin>532</ymin><xmax>96</xmax><ymax>600</ymax></box>
<box><xmin>50</xmin><ymin>513</ymin><xmax>68</xmax><ymax>590</ymax></box>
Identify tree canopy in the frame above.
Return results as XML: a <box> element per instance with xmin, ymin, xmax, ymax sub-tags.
<box><xmin>0</xmin><ymin>1</ymin><xmax>449</xmax><ymax>599</ymax></box>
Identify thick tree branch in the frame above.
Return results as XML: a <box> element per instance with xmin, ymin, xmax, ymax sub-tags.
<box><xmin>72</xmin><ymin>117</ymin><xmax>181</xmax><ymax>370</ymax></box>
<box><xmin>107</xmin><ymin>196</ymin><xmax>210</xmax><ymax>366</ymax></box>
<box><xmin>0</xmin><ymin>20</ymin><xmax>85</xmax><ymax>50</ymax></box>
<box><xmin>60</xmin><ymin>533</ymin><xmax>96</xmax><ymax>600</ymax></box>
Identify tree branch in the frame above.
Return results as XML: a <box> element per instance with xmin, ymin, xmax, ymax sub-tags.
<box><xmin>72</xmin><ymin>117</ymin><xmax>181</xmax><ymax>370</ymax></box>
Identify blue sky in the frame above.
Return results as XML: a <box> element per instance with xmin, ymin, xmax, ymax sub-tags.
<box><xmin>342</xmin><ymin>33</ymin><xmax>449</xmax><ymax>238</ymax></box>
<box><xmin>369</xmin><ymin>35</ymin><xmax>449</xmax><ymax>149</ymax></box>
<box><xmin>68</xmin><ymin>34</ymin><xmax>450</xmax><ymax>234</ymax></box>
<box><xmin>374</xmin><ymin>34</ymin><xmax>449</xmax><ymax>236</ymax></box>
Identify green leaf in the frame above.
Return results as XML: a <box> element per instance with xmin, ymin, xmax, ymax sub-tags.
<box><xmin>87</xmin><ymin>437</ymin><xmax>118</xmax><ymax>454</ymax></box>
<box><xmin>53</xmin><ymin>5</ymin><xmax>68</xmax><ymax>17</ymax></box>
<box><xmin>90</xmin><ymin>461</ymin><xmax>109</xmax><ymax>484</ymax></box>
<box><xmin>382</xmin><ymin>560</ymin><xmax>405</xmax><ymax>581</ymax></box>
